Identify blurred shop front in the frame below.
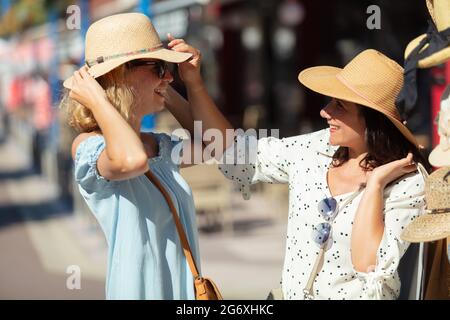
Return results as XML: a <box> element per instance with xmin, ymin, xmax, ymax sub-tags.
<box><xmin>214</xmin><ymin>0</ymin><xmax>435</xmax><ymax>140</ymax></box>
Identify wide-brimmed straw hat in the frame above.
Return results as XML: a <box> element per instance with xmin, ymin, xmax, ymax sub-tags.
<box><xmin>63</xmin><ymin>13</ymin><xmax>192</xmax><ymax>89</ymax></box>
<box><xmin>298</xmin><ymin>49</ymin><xmax>419</xmax><ymax>147</ymax></box>
<box><xmin>429</xmin><ymin>87</ymin><xmax>450</xmax><ymax>166</ymax></box>
<box><xmin>401</xmin><ymin>167</ymin><xmax>450</xmax><ymax>242</ymax></box>
<box><xmin>404</xmin><ymin>0</ymin><xmax>450</xmax><ymax>69</ymax></box>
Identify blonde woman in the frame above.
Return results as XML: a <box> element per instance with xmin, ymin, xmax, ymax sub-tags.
<box><xmin>61</xmin><ymin>13</ymin><xmax>231</xmax><ymax>299</ymax></box>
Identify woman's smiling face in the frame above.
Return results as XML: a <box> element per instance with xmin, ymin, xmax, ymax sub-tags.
<box><xmin>126</xmin><ymin>59</ymin><xmax>174</xmax><ymax>116</ymax></box>
<box><xmin>320</xmin><ymin>98</ymin><xmax>367</xmax><ymax>148</ymax></box>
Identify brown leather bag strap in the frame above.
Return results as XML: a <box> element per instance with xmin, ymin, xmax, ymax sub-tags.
<box><xmin>144</xmin><ymin>170</ymin><xmax>200</xmax><ymax>279</ymax></box>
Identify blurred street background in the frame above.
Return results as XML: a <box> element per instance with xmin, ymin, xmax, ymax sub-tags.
<box><xmin>0</xmin><ymin>0</ymin><xmax>447</xmax><ymax>299</ymax></box>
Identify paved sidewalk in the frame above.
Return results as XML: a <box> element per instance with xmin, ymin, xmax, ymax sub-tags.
<box><xmin>0</xmin><ymin>136</ymin><xmax>288</xmax><ymax>299</ymax></box>
<box><xmin>0</xmin><ymin>138</ymin><xmax>105</xmax><ymax>299</ymax></box>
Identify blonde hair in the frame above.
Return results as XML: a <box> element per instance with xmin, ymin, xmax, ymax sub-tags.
<box><xmin>61</xmin><ymin>65</ymin><xmax>136</xmax><ymax>133</ymax></box>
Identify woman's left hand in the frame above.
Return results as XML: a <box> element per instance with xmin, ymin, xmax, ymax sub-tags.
<box><xmin>365</xmin><ymin>153</ymin><xmax>417</xmax><ymax>189</ymax></box>
<box><xmin>167</xmin><ymin>34</ymin><xmax>202</xmax><ymax>86</ymax></box>
<box><xmin>69</xmin><ymin>66</ymin><xmax>108</xmax><ymax>111</ymax></box>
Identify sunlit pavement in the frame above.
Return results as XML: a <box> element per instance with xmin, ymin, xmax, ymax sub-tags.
<box><xmin>0</xmin><ymin>137</ymin><xmax>105</xmax><ymax>299</ymax></box>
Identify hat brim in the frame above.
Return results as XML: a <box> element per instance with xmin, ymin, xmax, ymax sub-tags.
<box><xmin>298</xmin><ymin>66</ymin><xmax>419</xmax><ymax>147</ymax></box>
<box><xmin>405</xmin><ymin>34</ymin><xmax>450</xmax><ymax>69</ymax></box>
<box><xmin>429</xmin><ymin>143</ymin><xmax>450</xmax><ymax>167</ymax></box>
<box><xmin>63</xmin><ymin>48</ymin><xmax>192</xmax><ymax>89</ymax></box>
<box><xmin>401</xmin><ymin>212</ymin><xmax>450</xmax><ymax>242</ymax></box>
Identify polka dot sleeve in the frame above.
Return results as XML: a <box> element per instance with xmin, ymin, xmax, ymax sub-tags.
<box><xmin>353</xmin><ymin>172</ymin><xmax>426</xmax><ymax>299</ymax></box>
<box><xmin>218</xmin><ymin>132</ymin><xmax>298</xmax><ymax>200</ymax></box>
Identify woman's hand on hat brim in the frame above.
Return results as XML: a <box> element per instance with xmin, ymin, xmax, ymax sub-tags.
<box><xmin>167</xmin><ymin>33</ymin><xmax>202</xmax><ymax>88</ymax></box>
<box><xmin>69</xmin><ymin>66</ymin><xmax>108</xmax><ymax>111</ymax></box>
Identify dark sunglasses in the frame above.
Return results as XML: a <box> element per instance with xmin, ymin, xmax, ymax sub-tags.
<box><xmin>126</xmin><ymin>60</ymin><xmax>169</xmax><ymax>79</ymax></box>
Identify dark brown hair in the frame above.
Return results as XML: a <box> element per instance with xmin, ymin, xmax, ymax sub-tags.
<box><xmin>332</xmin><ymin>105</ymin><xmax>430</xmax><ymax>172</ymax></box>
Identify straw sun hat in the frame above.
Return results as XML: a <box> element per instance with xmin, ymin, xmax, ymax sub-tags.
<box><xmin>298</xmin><ymin>49</ymin><xmax>418</xmax><ymax>147</ymax></box>
<box><xmin>396</xmin><ymin>1</ymin><xmax>450</xmax><ymax>121</ymax></box>
<box><xmin>63</xmin><ymin>13</ymin><xmax>192</xmax><ymax>89</ymax></box>
<box><xmin>401</xmin><ymin>167</ymin><xmax>450</xmax><ymax>242</ymax></box>
<box><xmin>429</xmin><ymin>87</ymin><xmax>450</xmax><ymax>167</ymax></box>
<box><xmin>404</xmin><ymin>0</ymin><xmax>450</xmax><ymax>69</ymax></box>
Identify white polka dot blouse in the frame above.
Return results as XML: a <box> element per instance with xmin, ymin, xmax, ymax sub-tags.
<box><xmin>218</xmin><ymin>128</ymin><xmax>426</xmax><ymax>300</ymax></box>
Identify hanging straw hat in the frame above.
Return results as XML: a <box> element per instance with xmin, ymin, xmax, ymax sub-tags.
<box><xmin>404</xmin><ymin>0</ymin><xmax>450</xmax><ymax>69</ymax></box>
<box><xmin>63</xmin><ymin>13</ymin><xmax>192</xmax><ymax>89</ymax></box>
<box><xmin>298</xmin><ymin>49</ymin><xmax>419</xmax><ymax>147</ymax></box>
<box><xmin>396</xmin><ymin>0</ymin><xmax>450</xmax><ymax>119</ymax></box>
<box><xmin>402</xmin><ymin>167</ymin><xmax>450</xmax><ymax>242</ymax></box>
<box><xmin>429</xmin><ymin>87</ymin><xmax>450</xmax><ymax>167</ymax></box>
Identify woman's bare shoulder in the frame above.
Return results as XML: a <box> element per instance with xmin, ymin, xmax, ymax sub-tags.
<box><xmin>71</xmin><ymin>131</ymin><xmax>103</xmax><ymax>160</ymax></box>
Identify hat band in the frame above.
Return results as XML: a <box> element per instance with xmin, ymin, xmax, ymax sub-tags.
<box><xmin>85</xmin><ymin>44</ymin><xmax>164</xmax><ymax>67</ymax></box>
<box><xmin>425</xmin><ymin>208</ymin><xmax>450</xmax><ymax>214</ymax></box>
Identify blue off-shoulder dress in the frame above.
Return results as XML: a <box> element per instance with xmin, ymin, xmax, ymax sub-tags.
<box><xmin>74</xmin><ymin>132</ymin><xmax>200</xmax><ymax>300</ymax></box>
